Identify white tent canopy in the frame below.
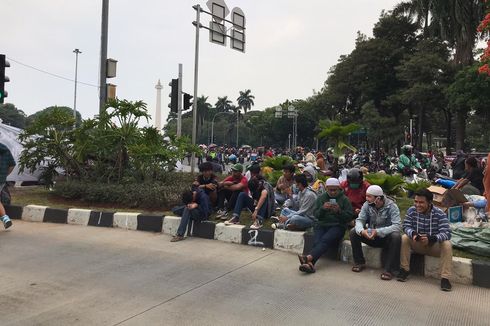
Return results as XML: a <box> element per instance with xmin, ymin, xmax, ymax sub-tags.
<box><xmin>0</xmin><ymin>121</ymin><xmax>42</xmax><ymax>182</ymax></box>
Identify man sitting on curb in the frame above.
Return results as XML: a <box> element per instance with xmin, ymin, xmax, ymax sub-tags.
<box><xmin>0</xmin><ymin>142</ymin><xmax>15</xmax><ymax>230</ymax></box>
<box><xmin>398</xmin><ymin>188</ymin><xmax>453</xmax><ymax>291</ymax></box>
<box><xmin>192</xmin><ymin>162</ymin><xmax>219</xmax><ymax>208</ymax></box>
<box><xmin>216</xmin><ymin>164</ymin><xmax>249</xmax><ymax>220</ymax></box>
<box><xmin>350</xmin><ymin>185</ymin><xmax>401</xmax><ymax>280</ymax></box>
<box><xmin>272</xmin><ymin>173</ymin><xmax>317</xmax><ymax>231</ymax></box>
<box><xmin>297</xmin><ymin>178</ymin><xmax>353</xmax><ymax>273</ymax></box>
<box><xmin>171</xmin><ymin>189</ymin><xmax>212</xmax><ymax>242</ymax></box>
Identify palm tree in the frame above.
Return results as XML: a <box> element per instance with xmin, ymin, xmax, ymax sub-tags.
<box><xmin>196</xmin><ymin>96</ymin><xmax>211</xmax><ymax>139</ymax></box>
<box><xmin>317</xmin><ymin>120</ymin><xmax>359</xmax><ymax>172</ymax></box>
<box><xmin>237</xmin><ymin>89</ymin><xmax>255</xmax><ymax>114</ymax></box>
<box><xmin>215</xmin><ymin>96</ymin><xmax>232</xmax><ymax>113</ymax></box>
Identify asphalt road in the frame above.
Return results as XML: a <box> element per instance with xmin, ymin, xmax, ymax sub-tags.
<box><xmin>1</xmin><ymin>221</ymin><xmax>488</xmax><ymax>326</ymax></box>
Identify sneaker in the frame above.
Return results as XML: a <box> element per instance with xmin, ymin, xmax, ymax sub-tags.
<box><xmin>2</xmin><ymin>215</ymin><xmax>12</xmax><ymax>229</ymax></box>
<box><xmin>441</xmin><ymin>278</ymin><xmax>452</xmax><ymax>292</ymax></box>
<box><xmin>270</xmin><ymin>216</ymin><xmax>280</xmax><ymax>223</ymax></box>
<box><xmin>219</xmin><ymin>212</ymin><xmax>229</xmax><ymax>221</ymax></box>
<box><xmin>216</xmin><ymin>209</ymin><xmax>227</xmax><ymax>217</ymax></box>
<box><xmin>250</xmin><ymin>220</ymin><xmax>263</xmax><ymax>229</ymax></box>
<box><xmin>271</xmin><ymin>222</ymin><xmax>285</xmax><ymax>230</ymax></box>
<box><xmin>397</xmin><ymin>269</ymin><xmax>410</xmax><ymax>282</ymax></box>
<box><xmin>224</xmin><ymin>217</ymin><xmax>239</xmax><ymax>225</ymax></box>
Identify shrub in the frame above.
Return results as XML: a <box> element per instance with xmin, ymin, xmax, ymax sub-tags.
<box><xmin>53</xmin><ymin>172</ymin><xmax>196</xmax><ymax>209</ymax></box>
<box><xmin>262</xmin><ymin>156</ymin><xmax>295</xmax><ymax>170</ymax></box>
<box><xmin>403</xmin><ymin>180</ymin><xmax>432</xmax><ymax>195</ymax></box>
<box><xmin>364</xmin><ymin>173</ymin><xmax>405</xmax><ymax>196</ymax></box>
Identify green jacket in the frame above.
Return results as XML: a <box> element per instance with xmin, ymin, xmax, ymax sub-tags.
<box><xmin>314</xmin><ymin>190</ymin><xmax>353</xmax><ymax>228</ymax></box>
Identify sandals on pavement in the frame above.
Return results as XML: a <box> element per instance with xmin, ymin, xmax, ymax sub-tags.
<box><xmin>351</xmin><ymin>264</ymin><xmax>366</xmax><ymax>273</ymax></box>
<box><xmin>380</xmin><ymin>272</ymin><xmax>393</xmax><ymax>281</ymax></box>
<box><xmin>299</xmin><ymin>262</ymin><xmax>316</xmax><ymax>274</ymax></box>
<box><xmin>170</xmin><ymin>235</ymin><xmax>185</xmax><ymax>242</ymax></box>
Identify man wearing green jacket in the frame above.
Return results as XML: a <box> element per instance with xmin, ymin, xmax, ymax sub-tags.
<box><xmin>298</xmin><ymin>178</ymin><xmax>353</xmax><ymax>273</ymax></box>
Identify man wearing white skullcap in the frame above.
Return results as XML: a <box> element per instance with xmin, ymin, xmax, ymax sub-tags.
<box><xmin>350</xmin><ymin>185</ymin><xmax>401</xmax><ymax>281</ymax></box>
<box><xmin>298</xmin><ymin>177</ymin><xmax>353</xmax><ymax>273</ymax></box>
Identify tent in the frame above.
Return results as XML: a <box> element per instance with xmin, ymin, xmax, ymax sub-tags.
<box><xmin>0</xmin><ymin>121</ymin><xmax>42</xmax><ymax>183</ymax></box>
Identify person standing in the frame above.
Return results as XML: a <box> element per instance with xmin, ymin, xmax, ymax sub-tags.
<box><xmin>398</xmin><ymin>188</ymin><xmax>453</xmax><ymax>291</ymax></box>
<box><xmin>0</xmin><ymin>143</ymin><xmax>15</xmax><ymax>229</ymax></box>
<box><xmin>350</xmin><ymin>185</ymin><xmax>401</xmax><ymax>280</ymax></box>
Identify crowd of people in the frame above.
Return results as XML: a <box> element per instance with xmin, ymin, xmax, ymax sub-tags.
<box><xmin>170</xmin><ymin>145</ymin><xmax>490</xmax><ymax>293</ymax></box>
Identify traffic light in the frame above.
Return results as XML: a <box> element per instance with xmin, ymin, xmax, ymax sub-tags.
<box><xmin>0</xmin><ymin>54</ymin><xmax>10</xmax><ymax>104</ymax></box>
<box><xmin>183</xmin><ymin>93</ymin><xmax>193</xmax><ymax>111</ymax></box>
<box><xmin>168</xmin><ymin>78</ymin><xmax>178</xmax><ymax>113</ymax></box>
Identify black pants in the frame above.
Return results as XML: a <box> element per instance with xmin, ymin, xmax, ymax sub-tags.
<box><xmin>217</xmin><ymin>189</ymin><xmax>242</xmax><ymax>211</ymax></box>
<box><xmin>349</xmin><ymin>228</ymin><xmax>401</xmax><ymax>273</ymax></box>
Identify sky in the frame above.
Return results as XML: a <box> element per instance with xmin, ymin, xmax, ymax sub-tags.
<box><xmin>2</xmin><ymin>0</ymin><xmax>404</xmax><ymax>126</ymax></box>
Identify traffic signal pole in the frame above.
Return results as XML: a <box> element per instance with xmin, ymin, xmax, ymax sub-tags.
<box><xmin>190</xmin><ymin>4</ymin><xmax>201</xmax><ymax>173</ymax></box>
<box><xmin>177</xmin><ymin>64</ymin><xmax>183</xmax><ymax>137</ymax></box>
<box><xmin>99</xmin><ymin>0</ymin><xmax>109</xmax><ymax>115</ymax></box>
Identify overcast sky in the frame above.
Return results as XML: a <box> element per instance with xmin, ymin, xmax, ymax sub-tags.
<box><xmin>3</xmin><ymin>0</ymin><xmax>403</xmax><ymax>126</ymax></box>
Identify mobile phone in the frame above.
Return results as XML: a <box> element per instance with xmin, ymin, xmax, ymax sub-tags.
<box><xmin>329</xmin><ymin>199</ymin><xmax>337</xmax><ymax>204</ymax></box>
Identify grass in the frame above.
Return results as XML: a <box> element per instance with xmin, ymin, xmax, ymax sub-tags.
<box><xmin>9</xmin><ymin>186</ymin><xmax>490</xmax><ymax>261</ymax></box>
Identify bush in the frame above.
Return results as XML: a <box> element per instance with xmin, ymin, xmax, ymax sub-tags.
<box><xmin>262</xmin><ymin>156</ymin><xmax>295</xmax><ymax>170</ymax></box>
<box><xmin>53</xmin><ymin>172</ymin><xmax>196</xmax><ymax>209</ymax></box>
<box><xmin>403</xmin><ymin>180</ymin><xmax>432</xmax><ymax>196</ymax></box>
<box><xmin>364</xmin><ymin>173</ymin><xmax>405</xmax><ymax>196</ymax></box>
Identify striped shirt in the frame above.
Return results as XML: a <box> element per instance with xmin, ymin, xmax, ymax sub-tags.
<box><xmin>403</xmin><ymin>205</ymin><xmax>451</xmax><ymax>242</ymax></box>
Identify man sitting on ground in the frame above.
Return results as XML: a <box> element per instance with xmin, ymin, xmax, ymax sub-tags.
<box><xmin>171</xmin><ymin>189</ymin><xmax>212</xmax><ymax>242</ymax></box>
<box><xmin>297</xmin><ymin>178</ymin><xmax>353</xmax><ymax>273</ymax></box>
<box><xmin>398</xmin><ymin>188</ymin><xmax>453</xmax><ymax>291</ymax></box>
<box><xmin>350</xmin><ymin>185</ymin><xmax>401</xmax><ymax>280</ymax></box>
<box><xmin>452</xmin><ymin>156</ymin><xmax>484</xmax><ymax>195</ymax></box>
<box><xmin>274</xmin><ymin>164</ymin><xmax>295</xmax><ymax>206</ymax></box>
<box><xmin>216</xmin><ymin>164</ymin><xmax>249</xmax><ymax>220</ymax></box>
<box><xmin>272</xmin><ymin>173</ymin><xmax>317</xmax><ymax>231</ymax></box>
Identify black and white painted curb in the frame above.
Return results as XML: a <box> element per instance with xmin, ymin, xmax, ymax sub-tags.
<box><xmin>5</xmin><ymin>204</ymin><xmax>489</xmax><ymax>288</ymax></box>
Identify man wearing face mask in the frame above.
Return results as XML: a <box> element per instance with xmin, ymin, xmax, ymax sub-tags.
<box><xmin>350</xmin><ymin>185</ymin><xmax>401</xmax><ymax>280</ymax></box>
<box><xmin>398</xmin><ymin>188</ymin><xmax>452</xmax><ymax>291</ymax></box>
<box><xmin>340</xmin><ymin>168</ymin><xmax>370</xmax><ymax>225</ymax></box>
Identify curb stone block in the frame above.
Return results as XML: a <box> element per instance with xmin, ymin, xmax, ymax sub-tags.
<box><xmin>472</xmin><ymin>260</ymin><xmax>490</xmax><ymax>288</ymax></box>
<box><xmin>113</xmin><ymin>212</ymin><xmax>139</xmax><ymax>231</ymax></box>
<box><xmin>339</xmin><ymin>240</ymin><xmax>382</xmax><ymax>268</ymax></box>
<box><xmin>22</xmin><ymin>205</ymin><xmax>48</xmax><ymax>222</ymax></box>
<box><xmin>191</xmin><ymin>220</ymin><xmax>216</xmax><ymax>239</ymax></box>
<box><xmin>4</xmin><ymin>205</ymin><xmax>23</xmax><ymax>219</ymax></box>
<box><xmin>274</xmin><ymin>229</ymin><xmax>305</xmax><ymax>254</ymax></box>
<box><xmin>241</xmin><ymin>227</ymin><xmax>274</xmax><ymax>249</ymax></box>
<box><xmin>214</xmin><ymin>223</ymin><xmax>244</xmax><ymax>243</ymax></box>
<box><xmin>67</xmin><ymin>209</ymin><xmax>91</xmax><ymax>226</ymax></box>
<box><xmin>88</xmin><ymin>211</ymin><xmax>114</xmax><ymax>227</ymax></box>
<box><xmin>137</xmin><ymin>214</ymin><xmax>164</xmax><ymax>232</ymax></box>
<box><xmin>425</xmin><ymin>256</ymin><xmax>472</xmax><ymax>285</ymax></box>
<box><xmin>43</xmin><ymin>208</ymin><xmax>68</xmax><ymax>224</ymax></box>
<box><xmin>162</xmin><ymin>216</ymin><xmax>181</xmax><ymax>236</ymax></box>
<box><xmin>303</xmin><ymin>233</ymin><xmax>340</xmax><ymax>260</ymax></box>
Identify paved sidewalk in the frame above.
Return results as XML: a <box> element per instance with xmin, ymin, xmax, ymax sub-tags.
<box><xmin>1</xmin><ymin>221</ymin><xmax>488</xmax><ymax>326</ymax></box>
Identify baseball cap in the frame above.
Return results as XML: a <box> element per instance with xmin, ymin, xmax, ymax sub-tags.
<box><xmin>366</xmin><ymin>185</ymin><xmax>384</xmax><ymax>196</ymax></box>
<box><xmin>230</xmin><ymin>163</ymin><xmax>243</xmax><ymax>172</ymax></box>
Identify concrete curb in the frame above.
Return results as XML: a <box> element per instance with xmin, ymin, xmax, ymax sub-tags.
<box><xmin>4</xmin><ymin>204</ymin><xmax>488</xmax><ymax>288</ymax></box>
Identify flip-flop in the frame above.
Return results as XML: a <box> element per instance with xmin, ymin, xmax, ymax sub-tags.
<box><xmin>298</xmin><ymin>254</ymin><xmax>308</xmax><ymax>265</ymax></box>
<box><xmin>351</xmin><ymin>264</ymin><xmax>366</xmax><ymax>272</ymax></box>
<box><xmin>380</xmin><ymin>272</ymin><xmax>393</xmax><ymax>280</ymax></box>
<box><xmin>299</xmin><ymin>262</ymin><xmax>316</xmax><ymax>273</ymax></box>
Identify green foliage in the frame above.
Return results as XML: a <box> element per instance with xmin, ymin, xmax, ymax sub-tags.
<box><xmin>53</xmin><ymin>173</ymin><xmax>196</xmax><ymax>209</ymax></box>
<box><xmin>317</xmin><ymin>120</ymin><xmax>359</xmax><ymax>158</ymax></box>
<box><xmin>264</xmin><ymin>170</ymin><xmax>283</xmax><ymax>187</ymax></box>
<box><xmin>26</xmin><ymin>105</ymin><xmax>82</xmax><ymax>128</ymax></box>
<box><xmin>403</xmin><ymin>179</ymin><xmax>432</xmax><ymax>193</ymax></box>
<box><xmin>0</xmin><ymin>103</ymin><xmax>27</xmax><ymax>128</ymax></box>
<box><xmin>262</xmin><ymin>156</ymin><xmax>295</xmax><ymax>170</ymax></box>
<box><xmin>364</xmin><ymin>173</ymin><xmax>406</xmax><ymax>196</ymax></box>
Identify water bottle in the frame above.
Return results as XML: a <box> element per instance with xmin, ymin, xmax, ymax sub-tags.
<box><xmin>367</xmin><ymin>223</ymin><xmax>372</xmax><ymax>237</ymax></box>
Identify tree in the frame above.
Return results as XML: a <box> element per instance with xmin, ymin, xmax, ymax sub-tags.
<box><xmin>215</xmin><ymin>96</ymin><xmax>232</xmax><ymax>113</ymax></box>
<box><xmin>317</xmin><ymin>120</ymin><xmax>359</xmax><ymax>172</ymax></box>
<box><xmin>26</xmin><ymin>106</ymin><xmax>82</xmax><ymax>128</ymax></box>
<box><xmin>196</xmin><ymin>95</ymin><xmax>211</xmax><ymax>139</ymax></box>
<box><xmin>237</xmin><ymin>89</ymin><xmax>255</xmax><ymax>114</ymax></box>
<box><xmin>0</xmin><ymin>103</ymin><xmax>27</xmax><ymax>128</ymax></box>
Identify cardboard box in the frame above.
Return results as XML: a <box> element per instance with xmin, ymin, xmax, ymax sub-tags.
<box><xmin>428</xmin><ymin>186</ymin><xmax>447</xmax><ymax>205</ymax></box>
<box><xmin>427</xmin><ymin>186</ymin><xmax>467</xmax><ymax>208</ymax></box>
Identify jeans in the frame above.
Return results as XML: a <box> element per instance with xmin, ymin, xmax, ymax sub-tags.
<box><xmin>309</xmin><ymin>225</ymin><xmax>345</xmax><ymax>264</ymax></box>
<box><xmin>217</xmin><ymin>189</ymin><xmax>242</xmax><ymax>211</ymax></box>
<box><xmin>176</xmin><ymin>207</ymin><xmax>201</xmax><ymax>237</ymax></box>
<box><xmin>349</xmin><ymin>229</ymin><xmax>401</xmax><ymax>273</ymax></box>
<box><xmin>275</xmin><ymin>192</ymin><xmax>288</xmax><ymax>206</ymax></box>
<box><xmin>280</xmin><ymin>208</ymin><xmax>314</xmax><ymax>230</ymax></box>
<box><xmin>233</xmin><ymin>192</ymin><xmax>268</xmax><ymax>221</ymax></box>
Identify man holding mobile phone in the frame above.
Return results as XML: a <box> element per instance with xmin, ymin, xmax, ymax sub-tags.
<box><xmin>398</xmin><ymin>188</ymin><xmax>453</xmax><ymax>291</ymax></box>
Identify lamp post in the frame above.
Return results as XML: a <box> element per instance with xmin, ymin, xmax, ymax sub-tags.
<box><xmin>211</xmin><ymin>111</ymin><xmax>233</xmax><ymax>145</ymax></box>
<box><xmin>73</xmin><ymin>48</ymin><xmax>82</xmax><ymax>127</ymax></box>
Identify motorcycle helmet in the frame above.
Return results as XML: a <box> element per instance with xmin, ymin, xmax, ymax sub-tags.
<box><xmin>347</xmin><ymin>168</ymin><xmax>363</xmax><ymax>189</ymax></box>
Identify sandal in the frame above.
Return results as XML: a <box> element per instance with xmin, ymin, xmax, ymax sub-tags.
<box><xmin>380</xmin><ymin>272</ymin><xmax>393</xmax><ymax>281</ymax></box>
<box><xmin>170</xmin><ymin>235</ymin><xmax>185</xmax><ymax>242</ymax></box>
<box><xmin>299</xmin><ymin>262</ymin><xmax>315</xmax><ymax>273</ymax></box>
<box><xmin>351</xmin><ymin>264</ymin><xmax>366</xmax><ymax>273</ymax></box>
<box><xmin>298</xmin><ymin>254</ymin><xmax>308</xmax><ymax>265</ymax></box>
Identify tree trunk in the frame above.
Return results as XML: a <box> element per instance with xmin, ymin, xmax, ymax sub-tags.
<box><xmin>417</xmin><ymin>107</ymin><xmax>424</xmax><ymax>151</ymax></box>
<box><xmin>455</xmin><ymin>110</ymin><xmax>467</xmax><ymax>151</ymax></box>
<box><xmin>444</xmin><ymin>109</ymin><xmax>452</xmax><ymax>155</ymax></box>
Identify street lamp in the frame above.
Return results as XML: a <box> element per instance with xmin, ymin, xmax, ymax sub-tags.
<box><xmin>211</xmin><ymin>111</ymin><xmax>233</xmax><ymax>145</ymax></box>
<box><xmin>73</xmin><ymin>48</ymin><xmax>82</xmax><ymax>127</ymax></box>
